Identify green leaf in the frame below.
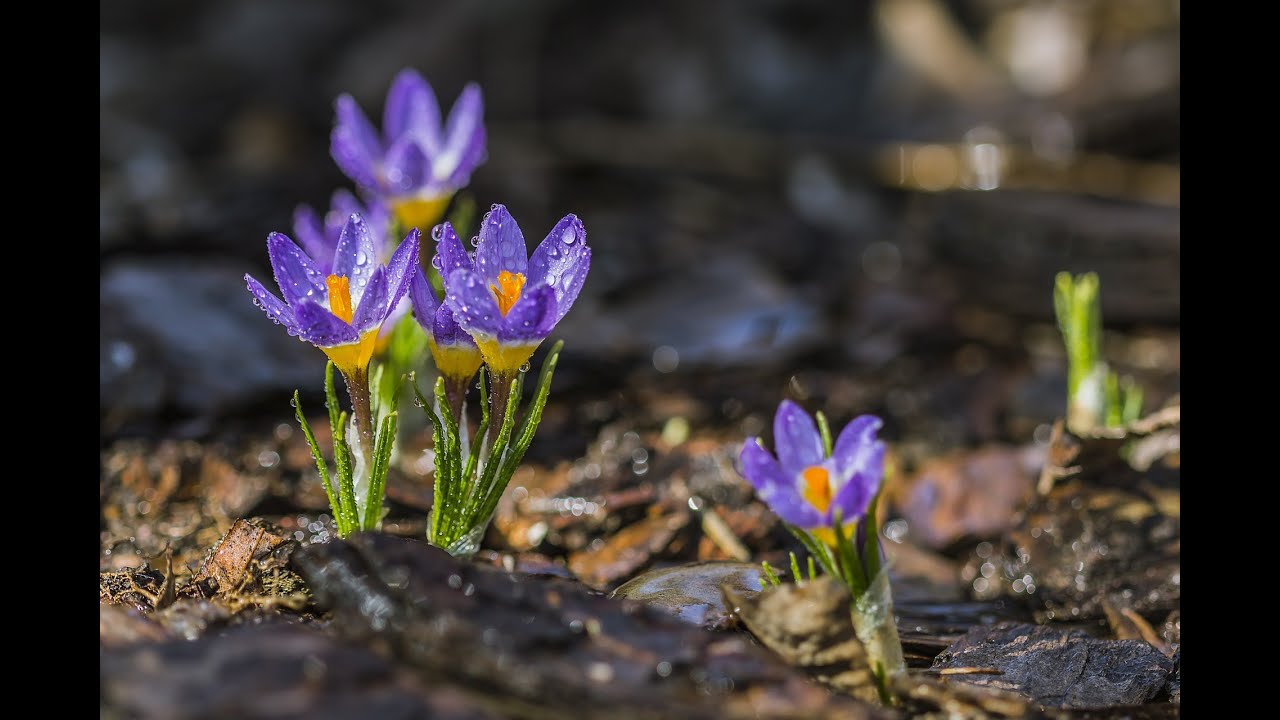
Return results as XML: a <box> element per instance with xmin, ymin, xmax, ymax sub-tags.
<box><xmin>335</xmin><ymin>410</ymin><xmax>359</xmax><ymax>534</ymax></box>
<box><xmin>861</xmin><ymin>492</ymin><xmax>883</xmax><ymax>583</ymax></box>
<box><xmin>807</xmin><ymin>555</ymin><xmax>817</xmax><ymax>582</ymax></box>
<box><xmin>785</xmin><ymin>523</ymin><xmax>836</xmax><ymax>579</ymax></box>
<box><xmin>471</xmin><ymin>373</ymin><xmax>524</xmax><ymax>532</ymax></box>
<box><xmin>324</xmin><ymin>362</ymin><xmax>358</xmax><ymax>533</ymax></box>
<box><xmin>816</xmin><ymin>411</ymin><xmax>834</xmax><ymax>458</ymax></box>
<box><xmin>462</xmin><ymin>370</ymin><xmax>491</xmax><ymax>483</ymax></box>
<box><xmin>759</xmin><ymin>560</ymin><xmax>782</xmax><ymax>589</ymax></box>
<box><xmin>434</xmin><ymin>376</ymin><xmax>466</xmax><ymax>540</ymax></box>
<box><xmin>1121</xmin><ymin>377</ymin><xmax>1144</xmax><ymax>424</ymax></box>
<box><xmin>413</xmin><ymin>373</ymin><xmax>451</xmax><ymax>545</ymax></box>
<box><xmin>362</xmin><ymin>411</ymin><xmax>398</xmax><ymax>530</ymax></box>
<box><xmin>499</xmin><ymin>341</ymin><xmax>563</xmax><ymax>487</ymax></box>
<box><xmin>293</xmin><ymin>390</ymin><xmax>346</xmax><ymax>536</ymax></box>
<box><xmin>789</xmin><ymin>552</ymin><xmax>803</xmax><ymax>584</ymax></box>
<box><xmin>832</xmin><ymin>511</ymin><xmax>867</xmax><ymax>598</ymax></box>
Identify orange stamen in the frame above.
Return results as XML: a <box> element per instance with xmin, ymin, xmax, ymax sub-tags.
<box><xmin>801</xmin><ymin>466</ymin><xmax>832</xmax><ymax>513</ymax></box>
<box><xmin>326</xmin><ymin>274</ymin><xmax>354</xmax><ymax>324</ymax></box>
<box><xmin>491</xmin><ymin>270</ymin><xmax>526</xmax><ymax>316</ymax></box>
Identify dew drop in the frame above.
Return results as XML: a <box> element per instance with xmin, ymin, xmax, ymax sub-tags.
<box><xmin>431</xmin><ymin>256</ymin><xmax>443</xmax><ymax>269</ymax></box>
<box><xmin>561</xmin><ymin>228</ymin><xmax>576</xmax><ymax>245</ymax></box>
<box><xmin>471</xmin><ymin>237</ymin><xmax>480</xmax><ymax>248</ymax></box>
<box><xmin>431</xmin><ymin>225</ymin><xmax>444</xmax><ymax>241</ymax></box>
<box><xmin>356</xmin><ymin>251</ymin><xmax>368</xmax><ymax>265</ymax></box>
<box><xmin>520</xmin><ymin>362</ymin><xmax>531</xmax><ymax>373</ymax></box>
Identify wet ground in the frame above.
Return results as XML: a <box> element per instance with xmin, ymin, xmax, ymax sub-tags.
<box><xmin>102</xmin><ymin>1</ymin><xmax>1178</xmax><ymax>717</ymax></box>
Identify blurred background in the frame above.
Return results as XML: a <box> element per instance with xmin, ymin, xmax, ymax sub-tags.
<box><xmin>100</xmin><ymin>0</ymin><xmax>1179</xmax><ymax>449</ymax></box>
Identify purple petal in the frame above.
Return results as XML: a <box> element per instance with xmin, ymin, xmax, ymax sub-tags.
<box><xmin>291</xmin><ymin>204</ymin><xmax>333</xmax><ymax>273</ymax></box>
<box><xmin>409</xmin><ymin>265</ymin><xmax>441</xmax><ymax>328</ymax></box>
<box><xmin>528</xmin><ymin>214</ymin><xmax>590</xmax><ymax>325</ymax></box>
<box><xmin>331</xmin><ymin>95</ymin><xmax>383</xmax><ymax>191</ymax></box>
<box><xmin>773</xmin><ymin>400</ymin><xmax>825</xmax><ymax>477</ymax></box>
<box><xmin>351</xmin><ymin>266</ymin><xmax>389</xmax><ymax>333</ymax></box>
<box><xmin>332</xmin><ymin>214</ymin><xmax>376</xmax><ymax>297</ymax></box>
<box><xmin>475</xmin><ymin>204</ymin><xmax>527</xmax><ymax>285</ymax></box>
<box><xmin>435</xmin><ymin>222</ymin><xmax>472</xmax><ymax>276</ymax></box>
<box><xmin>383</xmin><ymin>229</ymin><xmax>421</xmax><ymax>314</ymax></box>
<box><xmin>245</xmin><ymin>274</ymin><xmax>300</xmax><ymax>336</ymax></box>
<box><xmin>832</xmin><ymin>415</ymin><xmax>885</xmax><ymax>482</ymax></box>
<box><xmin>433</xmin><ymin>303</ymin><xmax>474</xmax><ymax>347</ymax></box>
<box><xmin>740</xmin><ymin>439</ymin><xmax>823</xmax><ymax>528</ymax></box>
<box><xmin>266</xmin><ymin>232</ymin><xmax>326</xmax><ymax>307</ymax></box>
<box><xmin>384</xmin><ymin>137</ymin><xmax>431</xmax><ymax>195</ymax></box>
<box><xmin>436</xmin><ymin>83</ymin><xmax>486</xmax><ymax>187</ymax></box>
<box><xmin>827</xmin><ymin>466</ymin><xmax>879</xmax><ymax>527</ymax></box>
<box><xmin>294</xmin><ymin>301</ymin><xmax>359</xmax><ymax>347</ymax></box>
<box><xmin>444</xmin><ymin>267</ymin><xmax>502</xmax><ymax>338</ymax></box>
<box><xmin>500</xmin><ymin>285</ymin><xmax>556</xmax><ymax>343</ymax></box>
<box><xmin>383</xmin><ymin>68</ymin><xmax>441</xmax><ymax>144</ymax></box>
<box><xmin>331</xmin><ymin>190</ymin><xmax>391</xmax><ymax>262</ymax></box>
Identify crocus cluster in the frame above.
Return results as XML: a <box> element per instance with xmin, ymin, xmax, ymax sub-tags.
<box><xmin>244</xmin><ymin>68</ymin><xmax>590</xmax><ymax>552</ymax></box>
<box><xmin>405</xmin><ymin>204</ymin><xmax>590</xmax><ymax>555</ymax></box>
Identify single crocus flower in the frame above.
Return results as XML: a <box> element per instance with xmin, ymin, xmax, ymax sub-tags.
<box><xmin>291</xmin><ymin>189</ymin><xmax>392</xmax><ymax>275</ymax></box>
<box><xmin>739</xmin><ymin>400</ymin><xmax>885</xmax><ymax>546</ymax></box>
<box><xmin>292</xmin><ymin>190</ymin><xmax>410</xmax><ymax>352</ymax></box>
<box><xmin>409</xmin><ymin>223</ymin><xmax>484</xmax><ymax>419</ymax></box>
<box><xmin>331</xmin><ymin>68</ymin><xmax>486</xmax><ymax>233</ymax></box>
<box><xmin>244</xmin><ymin>213</ymin><xmax>419</xmax><ymax>379</ymax></box>
<box><xmin>443</xmin><ymin>204</ymin><xmax>590</xmax><ymax>378</ymax></box>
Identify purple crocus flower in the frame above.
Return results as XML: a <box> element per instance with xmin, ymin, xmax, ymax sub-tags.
<box><xmin>739</xmin><ymin>400</ymin><xmax>885</xmax><ymax>545</ymax></box>
<box><xmin>291</xmin><ymin>190</ymin><xmax>409</xmax><ymax>348</ymax></box>
<box><xmin>443</xmin><ymin>204</ymin><xmax>590</xmax><ymax>376</ymax></box>
<box><xmin>244</xmin><ymin>213</ymin><xmax>419</xmax><ymax>376</ymax></box>
<box><xmin>291</xmin><ymin>189</ymin><xmax>392</xmax><ymax>275</ymax></box>
<box><xmin>331</xmin><ymin>68</ymin><xmax>486</xmax><ymax>233</ymax></box>
<box><xmin>409</xmin><ymin>223</ymin><xmax>483</xmax><ymax>385</ymax></box>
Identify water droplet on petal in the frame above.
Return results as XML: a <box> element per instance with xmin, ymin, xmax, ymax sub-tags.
<box><xmin>471</xmin><ymin>237</ymin><xmax>480</xmax><ymax>248</ymax></box>
<box><xmin>431</xmin><ymin>256</ymin><xmax>443</xmax><ymax>269</ymax></box>
<box><xmin>561</xmin><ymin>228</ymin><xmax>576</xmax><ymax>245</ymax></box>
<box><xmin>356</xmin><ymin>251</ymin><xmax>368</xmax><ymax>265</ymax></box>
<box><xmin>431</xmin><ymin>225</ymin><xmax>444</xmax><ymax>241</ymax></box>
<box><xmin>520</xmin><ymin>361</ymin><xmax>532</xmax><ymax>373</ymax></box>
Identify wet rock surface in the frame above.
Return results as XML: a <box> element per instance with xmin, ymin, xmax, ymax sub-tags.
<box><xmin>100</xmin><ymin>623</ymin><xmax>499</xmax><ymax>720</ymax></box>
<box><xmin>609</xmin><ymin>561</ymin><xmax>770</xmax><ymax>629</ymax></box>
<box><xmin>293</xmin><ymin>533</ymin><xmax>889</xmax><ymax>719</ymax></box>
<box><xmin>931</xmin><ymin>623</ymin><xmax>1174</xmax><ymax>709</ymax></box>
<box><xmin>101</xmin><ymin>260</ymin><xmax>323</xmax><ymax>433</ymax></box>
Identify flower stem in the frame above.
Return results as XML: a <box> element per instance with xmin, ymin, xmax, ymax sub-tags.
<box><xmin>343</xmin><ymin>366</ymin><xmax>375</xmax><ymax>466</ymax></box>
<box><xmin>486</xmin><ymin>367</ymin><xmax>517</xmax><ymax>449</ymax></box>
<box><xmin>444</xmin><ymin>375</ymin><xmax>470</xmax><ymax>428</ymax></box>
